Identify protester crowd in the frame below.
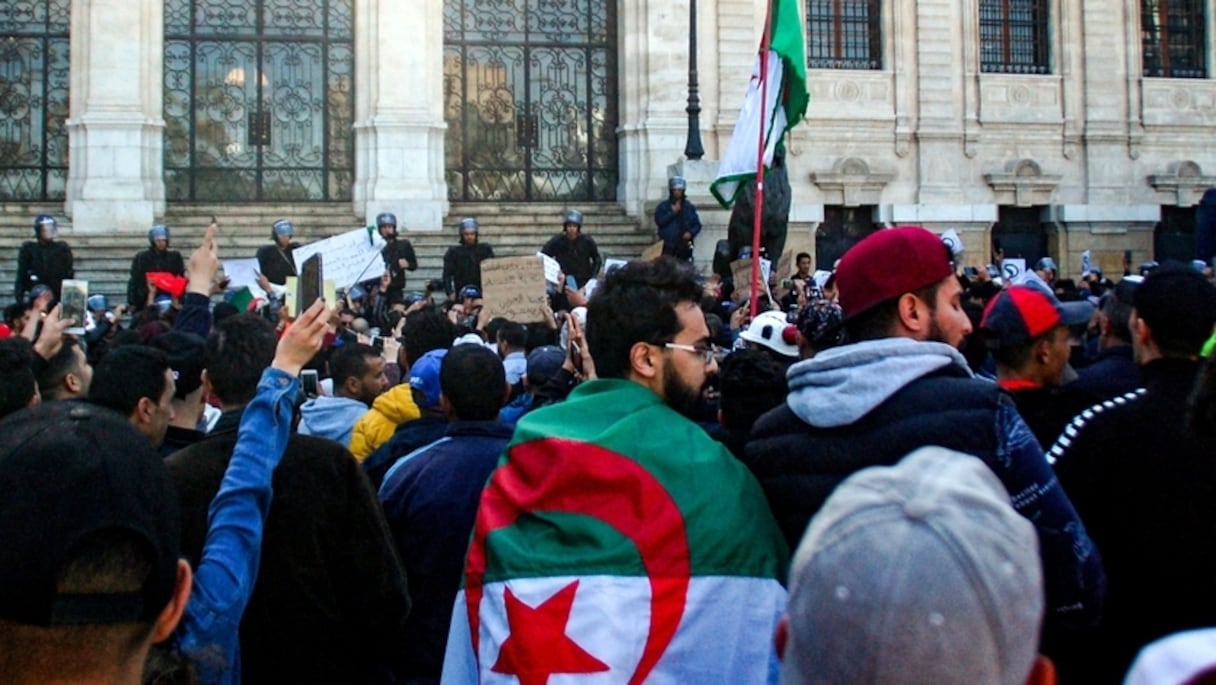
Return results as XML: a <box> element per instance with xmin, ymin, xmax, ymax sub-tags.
<box><xmin>1</xmin><ymin>197</ymin><xmax>1215</xmax><ymax>685</ymax></box>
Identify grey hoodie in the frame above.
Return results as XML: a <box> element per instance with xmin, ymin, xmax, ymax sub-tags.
<box><xmin>298</xmin><ymin>394</ymin><xmax>369</xmax><ymax>446</ymax></box>
<box><xmin>785</xmin><ymin>337</ymin><xmax>973</xmax><ymax>428</ymax></box>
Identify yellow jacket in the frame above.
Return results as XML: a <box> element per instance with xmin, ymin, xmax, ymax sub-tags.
<box><xmin>349</xmin><ymin>384</ymin><xmax>420</xmax><ymax>460</ymax></box>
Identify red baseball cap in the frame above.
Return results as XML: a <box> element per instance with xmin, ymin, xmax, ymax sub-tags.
<box><xmin>980</xmin><ymin>285</ymin><xmax>1094</xmax><ymax>348</ymax></box>
<box><xmin>835</xmin><ymin>226</ymin><xmax>955</xmax><ymax>318</ymax></box>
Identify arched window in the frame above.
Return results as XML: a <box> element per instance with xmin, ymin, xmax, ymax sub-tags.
<box><xmin>980</xmin><ymin>0</ymin><xmax>1050</xmax><ymax>74</ymax></box>
<box><xmin>806</xmin><ymin>0</ymin><xmax>882</xmax><ymax>70</ymax></box>
<box><xmin>0</xmin><ymin>0</ymin><xmax>70</xmax><ymax>200</ymax></box>
<box><xmin>1142</xmin><ymin>0</ymin><xmax>1206</xmax><ymax>78</ymax></box>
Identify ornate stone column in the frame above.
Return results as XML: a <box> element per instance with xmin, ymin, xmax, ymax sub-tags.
<box><xmin>64</xmin><ymin>0</ymin><xmax>165</xmax><ymax>232</ymax></box>
<box><xmin>352</xmin><ymin>0</ymin><xmax>448</xmax><ymax>230</ymax></box>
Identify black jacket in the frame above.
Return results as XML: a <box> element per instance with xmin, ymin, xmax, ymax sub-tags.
<box><xmin>1074</xmin><ymin>345</ymin><xmax>1142</xmax><ymax>401</ymax></box>
<box><xmin>1050</xmin><ymin>358</ymin><xmax>1216</xmax><ymax>681</ymax></box>
<box><xmin>745</xmin><ymin>369</ymin><xmax>1000</xmax><ymax>548</ymax></box>
<box><xmin>15</xmin><ymin>239</ymin><xmax>74</xmax><ymax>301</ymax></box>
<box><xmin>128</xmin><ymin>248</ymin><xmax>185</xmax><ymax>308</ymax></box>
<box><xmin>381</xmin><ymin>237</ymin><xmax>419</xmax><ymax>295</ymax></box>
<box><xmin>255</xmin><ymin>243</ymin><xmax>299</xmax><ymax>286</ymax></box>
<box><xmin>166</xmin><ymin>408</ymin><xmax>412</xmax><ymax>684</ymax></box>
<box><xmin>442</xmin><ymin>242</ymin><xmax>494</xmax><ymax>294</ymax></box>
<box><xmin>542</xmin><ymin>233</ymin><xmax>601</xmax><ymax>287</ymax></box>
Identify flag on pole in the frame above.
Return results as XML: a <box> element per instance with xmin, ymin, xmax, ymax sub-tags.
<box><xmin>440</xmin><ymin>379</ymin><xmax>789</xmax><ymax>684</ymax></box>
<box><xmin>710</xmin><ymin>0</ymin><xmax>808</xmax><ymax>208</ymax></box>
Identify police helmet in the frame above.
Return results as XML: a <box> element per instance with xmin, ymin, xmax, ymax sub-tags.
<box><xmin>272</xmin><ymin>219</ymin><xmax>294</xmax><ymax>240</ymax></box>
<box><xmin>564</xmin><ymin>210</ymin><xmax>583</xmax><ymax>227</ymax></box>
<box><xmin>459</xmin><ymin>217</ymin><xmax>479</xmax><ymax>233</ymax></box>
<box><xmin>669</xmin><ymin>176</ymin><xmax>687</xmax><ymax>191</ymax></box>
<box><xmin>148</xmin><ymin>224</ymin><xmax>170</xmax><ymax>246</ymax></box>
<box><xmin>33</xmin><ymin>214</ymin><xmax>56</xmax><ymax>237</ymax></box>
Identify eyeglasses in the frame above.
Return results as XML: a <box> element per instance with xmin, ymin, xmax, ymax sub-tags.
<box><xmin>663</xmin><ymin>342</ymin><xmax>719</xmax><ymax>365</ymax></box>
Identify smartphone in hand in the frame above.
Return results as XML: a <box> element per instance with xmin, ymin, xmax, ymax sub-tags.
<box><xmin>300</xmin><ymin>369</ymin><xmax>319</xmax><ymax>397</ymax></box>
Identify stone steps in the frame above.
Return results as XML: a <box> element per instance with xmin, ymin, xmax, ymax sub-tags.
<box><xmin>0</xmin><ymin>203</ymin><xmax>654</xmax><ymax>306</ymax></box>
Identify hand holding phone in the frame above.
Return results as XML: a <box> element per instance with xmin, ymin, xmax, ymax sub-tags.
<box><xmin>300</xmin><ymin>369</ymin><xmax>319</xmax><ymax>397</ymax></box>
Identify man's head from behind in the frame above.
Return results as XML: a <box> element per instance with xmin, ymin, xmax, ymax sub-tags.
<box><xmin>835</xmin><ymin>227</ymin><xmax>971</xmax><ymax>349</ymax></box>
<box><xmin>586</xmin><ymin>257</ymin><xmax>713</xmax><ymax>417</ymax></box>
<box><xmin>401</xmin><ymin>309</ymin><xmax>456</xmax><ymax>369</ymax></box>
<box><xmin>1131</xmin><ymin>263</ymin><xmax>1216</xmax><ymax>363</ymax></box>
<box><xmin>780</xmin><ymin>446</ymin><xmax>1043</xmax><ymax>685</ymax></box>
<box><xmin>440</xmin><ymin>343</ymin><xmax>507</xmax><ymax>421</ymax></box>
<box><xmin>203</xmin><ymin>313</ymin><xmax>278</xmax><ymax>408</ymax></box>
<box><xmin>0</xmin><ymin>338</ymin><xmax>39</xmax><ymax>420</ymax></box>
<box><xmin>88</xmin><ymin>346</ymin><xmax>175</xmax><ymax>448</ymax></box>
<box><xmin>0</xmin><ymin>402</ymin><xmax>190</xmax><ymax>684</ymax></box>
<box><xmin>718</xmin><ymin>348</ymin><xmax>788</xmax><ymax>434</ymax></box>
<box><xmin>330</xmin><ymin>342</ymin><xmax>387</xmax><ymax>405</ymax></box>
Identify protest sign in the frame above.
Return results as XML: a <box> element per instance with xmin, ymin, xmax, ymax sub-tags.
<box><xmin>292</xmin><ymin>227</ymin><xmax>386</xmax><ymax>290</ymax></box>
<box><xmin>940</xmin><ymin>229</ymin><xmax>964</xmax><ymax>257</ymax></box>
<box><xmin>640</xmin><ymin>241</ymin><xmax>664</xmax><ymax>261</ymax></box>
<box><xmin>480</xmin><ymin>255</ymin><xmax>548</xmax><ymax>323</ymax></box>
<box><xmin>1002</xmin><ymin>258</ymin><xmax>1027</xmax><ymax>281</ymax></box>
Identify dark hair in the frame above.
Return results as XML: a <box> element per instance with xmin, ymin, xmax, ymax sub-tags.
<box><xmin>718</xmin><ymin>349</ymin><xmax>789</xmax><ymax>433</ymax></box>
<box><xmin>0</xmin><ymin>338</ymin><xmax>36</xmax><ymax>420</ymax></box>
<box><xmin>1100</xmin><ymin>289</ymin><xmax>1134</xmax><ymax>344</ymax></box>
<box><xmin>440</xmin><ymin>344</ymin><xmax>506</xmax><ymax>421</ymax></box>
<box><xmin>845</xmin><ymin>281</ymin><xmax>943</xmax><ymax>343</ymax></box>
<box><xmin>496</xmin><ymin>321</ymin><xmax>527</xmax><ymax>350</ymax></box>
<box><xmin>329</xmin><ymin>343</ymin><xmax>377</xmax><ymax>391</ymax></box>
<box><xmin>3</xmin><ymin>303</ymin><xmax>29</xmax><ymax>329</ymax></box>
<box><xmin>796</xmin><ymin>252</ymin><xmax>811</xmax><ymax>263</ymax></box>
<box><xmin>402</xmin><ymin>309</ymin><xmax>455</xmax><ymax>368</ymax></box>
<box><xmin>88</xmin><ymin>346</ymin><xmax>171</xmax><ymax>417</ymax></box>
<box><xmin>211</xmin><ymin>301</ymin><xmax>239</xmax><ymax>324</ymax></box>
<box><xmin>35</xmin><ymin>339</ymin><xmax>85</xmax><ymax>401</ymax></box>
<box><xmin>586</xmin><ymin>257</ymin><xmax>704</xmax><ymax>379</ymax></box>
<box><xmin>204</xmin><ymin>314</ymin><xmax>277</xmax><ymax>406</ymax></box>
<box><xmin>484</xmin><ymin>317</ymin><xmax>510</xmax><ymax>343</ymax></box>
<box><xmin>1134</xmin><ymin>264</ymin><xmax>1216</xmax><ymax>358</ymax></box>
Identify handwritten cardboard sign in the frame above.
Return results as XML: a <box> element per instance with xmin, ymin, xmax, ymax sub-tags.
<box><xmin>292</xmin><ymin>227</ymin><xmax>386</xmax><ymax>289</ymax></box>
<box><xmin>480</xmin><ymin>255</ymin><xmax>549</xmax><ymax>323</ymax></box>
<box><xmin>640</xmin><ymin>241</ymin><xmax>664</xmax><ymax>261</ymax></box>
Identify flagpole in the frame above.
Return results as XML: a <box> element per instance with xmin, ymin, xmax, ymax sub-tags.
<box><xmin>749</xmin><ymin>0</ymin><xmax>774</xmax><ymax>319</ymax></box>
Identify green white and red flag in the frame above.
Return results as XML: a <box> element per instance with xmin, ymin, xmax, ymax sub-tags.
<box><xmin>440</xmin><ymin>379</ymin><xmax>789</xmax><ymax>684</ymax></box>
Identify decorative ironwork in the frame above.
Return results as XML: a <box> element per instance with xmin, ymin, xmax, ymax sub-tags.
<box><xmin>980</xmin><ymin>0</ymin><xmax>1050</xmax><ymax>74</ymax></box>
<box><xmin>807</xmin><ymin>0</ymin><xmax>882</xmax><ymax>70</ymax></box>
<box><xmin>164</xmin><ymin>0</ymin><xmax>353</xmax><ymax>202</ymax></box>
<box><xmin>0</xmin><ymin>0</ymin><xmax>70</xmax><ymax>201</ymax></box>
<box><xmin>444</xmin><ymin>0</ymin><xmax>618</xmax><ymax>202</ymax></box>
<box><xmin>1142</xmin><ymin>0</ymin><xmax>1207</xmax><ymax>78</ymax></box>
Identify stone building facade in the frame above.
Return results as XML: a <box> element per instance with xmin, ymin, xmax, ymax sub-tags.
<box><xmin>2</xmin><ymin>0</ymin><xmax>1214</xmax><ymax>277</ymax></box>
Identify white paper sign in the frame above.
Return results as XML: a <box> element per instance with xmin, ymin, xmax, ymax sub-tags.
<box><xmin>603</xmin><ymin>258</ymin><xmax>628</xmax><ymax>276</ymax></box>
<box><xmin>537</xmin><ymin>252</ymin><xmax>562</xmax><ymax>284</ymax></box>
<box><xmin>1081</xmin><ymin>249</ymin><xmax>1093</xmax><ymax>275</ymax></box>
<box><xmin>1002</xmin><ymin>258</ymin><xmax>1027</xmax><ymax>281</ymax></box>
<box><xmin>940</xmin><ymin>229</ymin><xmax>964</xmax><ymax>257</ymax></box>
<box><xmin>292</xmin><ymin>227</ymin><xmax>387</xmax><ymax>289</ymax></box>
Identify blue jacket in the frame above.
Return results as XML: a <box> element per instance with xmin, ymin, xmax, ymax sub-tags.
<box><xmin>654</xmin><ymin>196</ymin><xmax>702</xmax><ymax>260</ymax></box>
<box><xmin>363</xmin><ymin>414</ymin><xmax>450</xmax><ymax>490</ymax></box>
<box><xmin>298</xmin><ymin>394</ymin><xmax>368</xmax><ymax>446</ymax></box>
<box><xmin>379</xmin><ymin>420</ymin><xmax>515</xmax><ymax>681</ymax></box>
<box><xmin>178</xmin><ymin>368</ymin><xmax>296</xmax><ymax>684</ymax></box>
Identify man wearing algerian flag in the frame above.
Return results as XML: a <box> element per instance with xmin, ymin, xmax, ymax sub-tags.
<box><xmin>441</xmin><ymin>257</ymin><xmax>789</xmax><ymax>684</ymax></box>
<box><xmin>710</xmin><ymin>0</ymin><xmax>808</xmax><ymax>209</ymax></box>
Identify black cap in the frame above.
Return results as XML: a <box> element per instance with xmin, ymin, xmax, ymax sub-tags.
<box><xmin>0</xmin><ymin>402</ymin><xmax>180</xmax><ymax>625</ymax></box>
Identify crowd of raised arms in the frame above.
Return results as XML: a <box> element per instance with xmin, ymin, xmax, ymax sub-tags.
<box><xmin>1</xmin><ymin>190</ymin><xmax>1215</xmax><ymax>684</ymax></box>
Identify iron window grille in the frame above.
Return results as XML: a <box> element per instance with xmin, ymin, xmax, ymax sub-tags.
<box><xmin>806</xmin><ymin>0</ymin><xmax>882</xmax><ymax>70</ymax></box>
<box><xmin>980</xmin><ymin>0</ymin><xmax>1050</xmax><ymax>75</ymax></box>
<box><xmin>1142</xmin><ymin>0</ymin><xmax>1207</xmax><ymax>78</ymax></box>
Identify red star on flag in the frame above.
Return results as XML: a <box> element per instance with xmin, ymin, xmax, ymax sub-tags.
<box><xmin>491</xmin><ymin>580</ymin><xmax>609</xmax><ymax>685</ymax></box>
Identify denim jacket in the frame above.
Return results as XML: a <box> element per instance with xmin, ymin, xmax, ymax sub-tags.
<box><xmin>178</xmin><ymin>367</ymin><xmax>297</xmax><ymax>684</ymax></box>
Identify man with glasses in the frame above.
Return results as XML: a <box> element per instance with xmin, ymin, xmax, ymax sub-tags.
<box><xmin>442</xmin><ymin>257</ymin><xmax>787</xmax><ymax>683</ymax></box>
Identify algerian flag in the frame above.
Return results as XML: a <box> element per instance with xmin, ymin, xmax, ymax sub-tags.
<box><xmin>710</xmin><ymin>0</ymin><xmax>808</xmax><ymax>208</ymax></box>
<box><xmin>441</xmin><ymin>379</ymin><xmax>788</xmax><ymax>684</ymax></box>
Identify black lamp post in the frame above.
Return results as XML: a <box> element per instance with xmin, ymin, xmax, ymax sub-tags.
<box><xmin>684</xmin><ymin>0</ymin><xmax>705</xmax><ymax>160</ymax></box>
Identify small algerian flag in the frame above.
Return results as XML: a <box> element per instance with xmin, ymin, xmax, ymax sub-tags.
<box><xmin>441</xmin><ymin>379</ymin><xmax>788</xmax><ymax>684</ymax></box>
<box><xmin>710</xmin><ymin>0</ymin><xmax>808</xmax><ymax>208</ymax></box>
